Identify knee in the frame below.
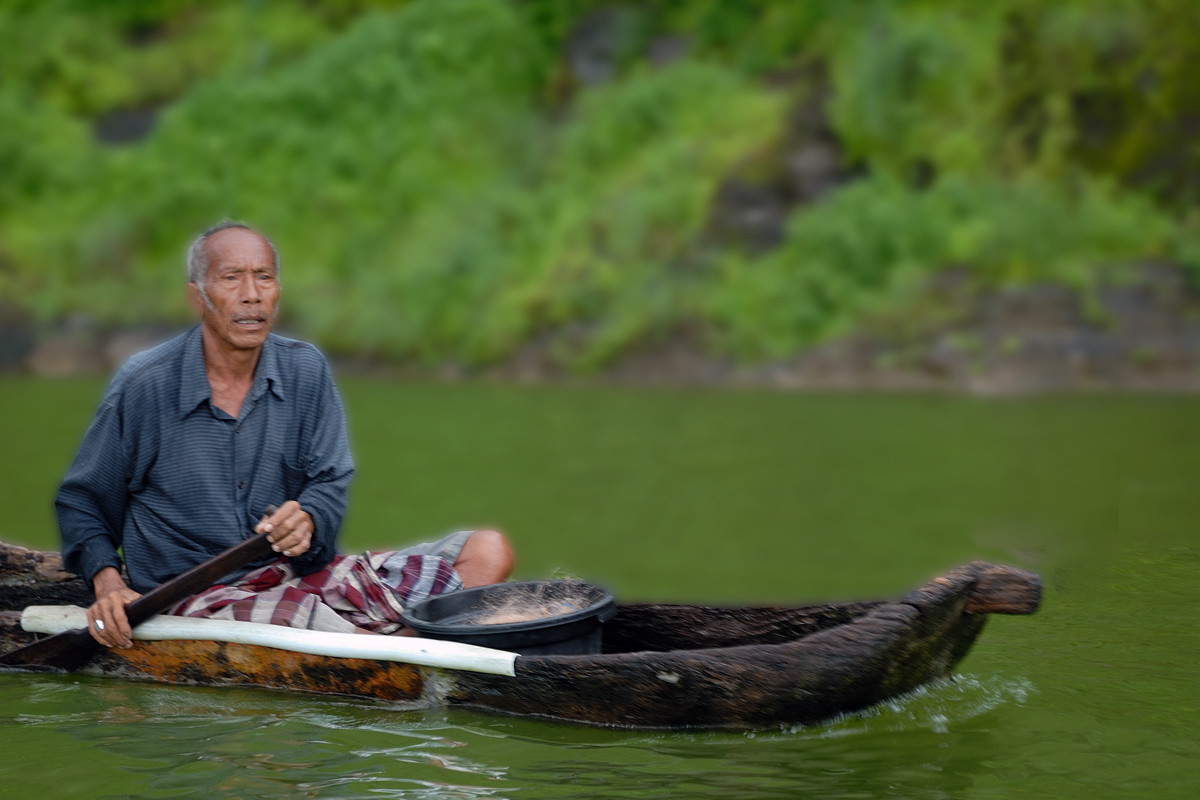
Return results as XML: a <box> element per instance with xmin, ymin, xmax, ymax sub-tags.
<box><xmin>474</xmin><ymin>528</ymin><xmax>514</xmax><ymax>572</ymax></box>
<box><xmin>461</xmin><ymin>529</ymin><xmax>514</xmax><ymax>579</ymax></box>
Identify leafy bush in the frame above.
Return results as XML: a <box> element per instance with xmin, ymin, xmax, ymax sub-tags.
<box><xmin>4</xmin><ymin>0</ymin><xmax>785</xmax><ymax>368</ymax></box>
<box><xmin>707</xmin><ymin>175</ymin><xmax>1179</xmax><ymax>358</ymax></box>
<box><xmin>2</xmin><ymin>0</ymin><xmax>1199</xmax><ymax>369</ymax></box>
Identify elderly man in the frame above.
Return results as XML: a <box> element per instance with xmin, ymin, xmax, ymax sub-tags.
<box><xmin>58</xmin><ymin>221</ymin><xmax>513</xmax><ymax>649</ymax></box>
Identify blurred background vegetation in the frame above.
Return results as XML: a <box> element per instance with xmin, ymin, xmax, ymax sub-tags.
<box><xmin>2</xmin><ymin>0</ymin><xmax>1199</xmax><ymax>373</ymax></box>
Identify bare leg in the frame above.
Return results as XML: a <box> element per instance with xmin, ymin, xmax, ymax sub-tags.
<box><xmin>355</xmin><ymin>626</ymin><xmax>416</xmax><ymax>636</ymax></box>
<box><xmin>453</xmin><ymin>529</ymin><xmax>514</xmax><ymax>588</ymax></box>
<box><xmin>368</xmin><ymin>531</ymin><xmax>513</xmax><ymax>637</ymax></box>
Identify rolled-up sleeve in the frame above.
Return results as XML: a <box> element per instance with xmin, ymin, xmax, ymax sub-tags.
<box><xmin>290</xmin><ymin>369</ymin><xmax>354</xmax><ymax>575</ymax></box>
<box><xmin>57</xmin><ymin>400</ymin><xmax>129</xmax><ymax>584</ymax></box>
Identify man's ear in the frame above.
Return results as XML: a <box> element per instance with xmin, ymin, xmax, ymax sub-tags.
<box><xmin>187</xmin><ymin>282</ymin><xmax>205</xmax><ymax>316</ymax></box>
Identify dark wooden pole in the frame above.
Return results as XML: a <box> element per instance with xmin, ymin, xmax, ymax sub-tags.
<box><xmin>0</xmin><ymin>532</ymin><xmax>273</xmax><ymax>673</ymax></box>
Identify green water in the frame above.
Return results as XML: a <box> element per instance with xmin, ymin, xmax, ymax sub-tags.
<box><xmin>1</xmin><ymin>378</ymin><xmax>1197</xmax><ymax>798</ymax></box>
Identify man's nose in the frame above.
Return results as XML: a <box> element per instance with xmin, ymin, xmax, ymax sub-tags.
<box><xmin>240</xmin><ymin>275</ymin><xmax>262</xmax><ymax>302</ymax></box>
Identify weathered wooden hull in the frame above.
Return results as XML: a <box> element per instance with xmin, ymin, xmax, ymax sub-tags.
<box><xmin>0</xmin><ymin>542</ymin><xmax>1040</xmax><ymax>729</ymax></box>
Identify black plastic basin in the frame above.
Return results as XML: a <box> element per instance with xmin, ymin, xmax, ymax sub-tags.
<box><xmin>401</xmin><ymin>580</ymin><xmax>616</xmax><ymax>656</ymax></box>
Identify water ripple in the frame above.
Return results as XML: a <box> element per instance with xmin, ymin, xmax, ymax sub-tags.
<box><xmin>793</xmin><ymin>672</ymin><xmax>1037</xmax><ymax>738</ymax></box>
<box><xmin>0</xmin><ymin>669</ymin><xmax>1145</xmax><ymax>800</ymax></box>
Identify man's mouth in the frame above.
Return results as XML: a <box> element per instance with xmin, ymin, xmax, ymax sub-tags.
<box><xmin>234</xmin><ymin>317</ymin><xmax>266</xmax><ymax>328</ymax></box>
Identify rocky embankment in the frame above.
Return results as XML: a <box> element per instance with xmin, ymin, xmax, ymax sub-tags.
<box><xmin>479</xmin><ymin>263</ymin><xmax>1200</xmax><ymax>394</ymax></box>
<box><xmin>5</xmin><ymin>263</ymin><xmax>1200</xmax><ymax>394</ymax></box>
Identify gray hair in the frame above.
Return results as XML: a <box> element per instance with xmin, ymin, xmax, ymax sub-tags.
<box><xmin>186</xmin><ymin>221</ymin><xmax>279</xmax><ymax>290</ymax></box>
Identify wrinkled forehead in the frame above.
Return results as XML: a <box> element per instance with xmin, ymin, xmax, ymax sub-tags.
<box><xmin>205</xmin><ymin>227</ymin><xmax>277</xmax><ymax>275</ymax></box>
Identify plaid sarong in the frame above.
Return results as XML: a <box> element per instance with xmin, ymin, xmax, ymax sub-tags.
<box><xmin>168</xmin><ymin>551</ymin><xmax>463</xmax><ymax>634</ymax></box>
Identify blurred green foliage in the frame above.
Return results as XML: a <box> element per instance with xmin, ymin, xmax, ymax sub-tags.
<box><xmin>2</xmin><ymin>0</ymin><xmax>1198</xmax><ymax>365</ymax></box>
<box><xmin>708</xmin><ymin>175</ymin><xmax>1174</xmax><ymax>357</ymax></box>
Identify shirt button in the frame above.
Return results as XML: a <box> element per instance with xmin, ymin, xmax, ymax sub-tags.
<box><xmin>238</xmin><ymin>481</ymin><xmax>245</xmax><ymax>489</ymax></box>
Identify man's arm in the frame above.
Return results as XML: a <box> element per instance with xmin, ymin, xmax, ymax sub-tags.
<box><xmin>57</xmin><ymin>399</ymin><xmax>129</xmax><ymax>587</ymax></box>
<box><xmin>274</xmin><ymin>360</ymin><xmax>354</xmax><ymax>572</ymax></box>
<box><xmin>57</xmin><ymin>396</ymin><xmax>139</xmax><ymax>646</ymax></box>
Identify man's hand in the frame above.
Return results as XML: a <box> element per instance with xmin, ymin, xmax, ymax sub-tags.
<box><xmin>87</xmin><ymin>566</ymin><xmax>141</xmax><ymax>649</ymax></box>
<box><xmin>257</xmin><ymin>500</ymin><xmax>313</xmax><ymax>558</ymax></box>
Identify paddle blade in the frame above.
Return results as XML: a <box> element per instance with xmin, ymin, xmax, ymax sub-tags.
<box><xmin>0</xmin><ymin>627</ymin><xmax>99</xmax><ymax>673</ymax></box>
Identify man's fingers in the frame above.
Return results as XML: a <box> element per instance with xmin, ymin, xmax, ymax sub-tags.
<box><xmin>285</xmin><ymin>512</ymin><xmax>313</xmax><ymax>556</ymax></box>
<box><xmin>89</xmin><ymin>606</ymin><xmax>117</xmax><ymax>647</ymax></box>
<box><xmin>275</xmin><ymin>520</ymin><xmax>312</xmax><ymax>556</ymax></box>
<box><xmin>258</xmin><ymin>502</ymin><xmax>312</xmax><ymax>556</ymax></box>
<box><xmin>258</xmin><ymin>500</ymin><xmax>298</xmax><ymax>537</ymax></box>
<box><xmin>253</xmin><ymin>500</ymin><xmax>313</xmax><ymax>556</ymax></box>
<box><xmin>106</xmin><ymin>597</ymin><xmax>131</xmax><ymax>648</ymax></box>
<box><xmin>89</xmin><ymin>602</ymin><xmax>113</xmax><ymax>647</ymax></box>
<box><xmin>114</xmin><ymin>602</ymin><xmax>134</xmax><ymax>647</ymax></box>
<box><xmin>86</xmin><ymin>608</ymin><xmax>106</xmax><ymax>645</ymax></box>
<box><xmin>88</xmin><ymin>592</ymin><xmax>136</xmax><ymax>648</ymax></box>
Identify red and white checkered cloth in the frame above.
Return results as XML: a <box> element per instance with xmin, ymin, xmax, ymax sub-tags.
<box><xmin>169</xmin><ymin>551</ymin><xmax>463</xmax><ymax>634</ymax></box>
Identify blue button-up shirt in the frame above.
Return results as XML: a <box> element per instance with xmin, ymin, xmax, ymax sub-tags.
<box><xmin>57</xmin><ymin>325</ymin><xmax>354</xmax><ymax>593</ymax></box>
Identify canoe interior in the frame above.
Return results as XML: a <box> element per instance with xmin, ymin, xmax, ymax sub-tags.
<box><xmin>600</xmin><ymin>601</ymin><xmax>885</xmax><ymax>653</ymax></box>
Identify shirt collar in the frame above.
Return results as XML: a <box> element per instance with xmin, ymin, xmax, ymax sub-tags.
<box><xmin>179</xmin><ymin>325</ymin><xmax>210</xmax><ymax>419</ymax></box>
<box><xmin>178</xmin><ymin>326</ymin><xmax>286</xmax><ymax>419</ymax></box>
<box><xmin>257</xmin><ymin>334</ymin><xmax>286</xmax><ymax>403</ymax></box>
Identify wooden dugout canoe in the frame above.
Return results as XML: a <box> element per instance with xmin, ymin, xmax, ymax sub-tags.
<box><xmin>0</xmin><ymin>541</ymin><xmax>1041</xmax><ymax>730</ymax></box>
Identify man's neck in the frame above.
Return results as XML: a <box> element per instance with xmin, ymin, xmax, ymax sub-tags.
<box><xmin>200</xmin><ymin>326</ymin><xmax>263</xmax><ymax>418</ymax></box>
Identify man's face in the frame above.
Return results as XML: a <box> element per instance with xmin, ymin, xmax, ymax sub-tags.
<box><xmin>188</xmin><ymin>228</ymin><xmax>280</xmax><ymax>353</ymax></box>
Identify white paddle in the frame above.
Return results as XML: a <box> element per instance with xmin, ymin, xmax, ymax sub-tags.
<box><xmin>21</xmin><ymin>605</ymin><xmax>518</xmax><ymax>676</ymax></box>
